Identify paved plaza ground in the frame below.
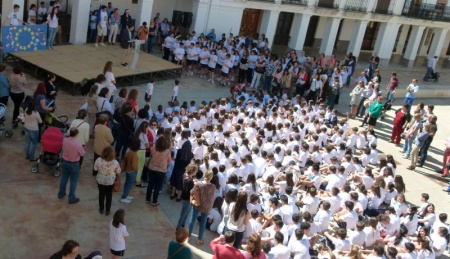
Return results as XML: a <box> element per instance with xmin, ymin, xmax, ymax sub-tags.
<box><xmin>0</xmin><ymin>49</ymin><xmax>449</xmax><ymax>258</ymax></box>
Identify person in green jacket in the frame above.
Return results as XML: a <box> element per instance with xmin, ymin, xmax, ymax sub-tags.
<box><xmin>366</xmin><ymin>95</ymin><xmax>384</xmax><ymax>131</ymax></box>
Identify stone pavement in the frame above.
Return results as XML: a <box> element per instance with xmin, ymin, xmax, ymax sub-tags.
<box><xmin>0</xmin><ymin>57</ymin><xmax>449</xmax><ymax>258</ymax></box>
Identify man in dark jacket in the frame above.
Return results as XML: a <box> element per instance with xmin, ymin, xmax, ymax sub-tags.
<box><xmin>120</xmin><ymin>25</ymin><xmax>133</xmax><ymax>66</ymax></box>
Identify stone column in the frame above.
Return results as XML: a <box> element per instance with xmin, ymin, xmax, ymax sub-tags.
<box><xmin>2</xmin><ymin>0</ymin><xmax>25</xmax><ymax>24</ymax></box>
<box><xmin>288</xmin><ymin>13</ymin><xmax>311</xmax><ymax>51</ymax></box>
<box><xmin>69</xmin><ymin>0</ymin><xmax>90</xmax><ymax>44</ymax></box>
<box><xmin>319</xmin><ymin>17</ymin><xmax>342</xmax><ymax>57</ymax></box>
<box><xmin>347</xmin><ymin>20</ymin><xmax>368</xmax><ymax>59</ymax></box>
<box><xmin>394</xmin><ymin>24</ymin><xmax>410</xmax><ymax>55</ymax></box>
<box><xmin>403</xmin><ymin>25</ymin><xmax>426</xmax><ymax>68</ymax></box>
<box><xmin>427</xmin><ymin>27</ymin><xmax>449</xmax><ymax>59</ymax></box>
<box><xmin>259</xmin><ymin>10</ymin><xmax>280</xmax><ymax>49</ymax></box>
<box><xmin>373</xmin><ymin>22</ymin><xmax>401</xmax><ymax>66</ymax></box>
<box><xmin>191</xmin><ymin>0</ymin><xmax>210</xmax><ymax>34</ymax></box>
<box><xmin>135</xmin><ymin>0</ymin><xmax>154</xmax><ymax>28</ymax></box>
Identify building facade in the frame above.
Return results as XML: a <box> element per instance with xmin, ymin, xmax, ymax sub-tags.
<box><xmin>3</xmin><ymin>0</ymin><xmax>450</xmax><ymax>66</ymax></box>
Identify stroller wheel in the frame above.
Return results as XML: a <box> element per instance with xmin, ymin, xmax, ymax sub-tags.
<box><xmin>380</xmin><ymin>116</ymin><xmax>384</xmax><ymax>120</ymax></box>
<box><xmin>53</xmin><ymin>169</ymin><xmax>60</xmax><ymax>177</ymax></box>
<box><xmin>5</xmin><ymin>129</ymin><xmax>13</xmax><ymax>138</ymax></box>
<box><xmin>31</xmin><ymin>165</ymin><xmax>39</xmax><ymax>173</ymax></box>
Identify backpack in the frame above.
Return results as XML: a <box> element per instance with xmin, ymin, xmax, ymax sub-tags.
<box><xmin>190</xmin><ymin>183</ymin><xmax>202</xmax><ymax>207</ymax></box>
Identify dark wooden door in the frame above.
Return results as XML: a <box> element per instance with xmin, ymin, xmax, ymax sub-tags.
<box><xmin>273</xmin><ymin>12</ymin><xmax>294</xmax><ymax>45</ymax></box>
<box><xmin>375</xmin><ymin>0</ymin><xmax>391</xmax><ymax>14</ymax></box>
<box><xmin>304</xmin><ymin>16</ymin><xmax>319</xmax><ymax>47</ymax></box>
<box><xmin>239</xmin><ymin>9</ymin><xmax>262</xmax><ymax>38</ymax></box>
<box><xmin>317</xmin><ymin>0</ymin><xmax>336</xmax><ymax>8</ymax></box>
<box><xmin>362</xmin><ymin>21</ymin><xmax>379</xmax><ymax>50</ymax></box>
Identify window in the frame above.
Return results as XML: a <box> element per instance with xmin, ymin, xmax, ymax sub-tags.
<box><xmin>132</xmin><ymin>0</ymin><xmax>138</xmax><ymax>4</ymax></box>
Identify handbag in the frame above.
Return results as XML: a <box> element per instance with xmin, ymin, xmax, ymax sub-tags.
<box><xmin>363</xmin><ymin>99</ymin><xmax>370</xmax><ymax>108</ymax></box>
<box><xmin>113</xmin><ymin>174</ymin><xmax>121</xmax><ymax>192</ymax></box>
<box><xmin>190</xmin><ymin>183</ymin><xmax>202</xmax><ymax>207</ymax></box>
<box><xmin>96</xmin><ymin>100</ymin><xmax>112</xmax><ymax>119</ymax></box>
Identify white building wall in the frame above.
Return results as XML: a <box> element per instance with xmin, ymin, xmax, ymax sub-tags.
<box><xmin>338</xmin><ymin>19</ymin><xmax>354</xmax><ymax>41</ymax></box>
<box><xmin>206</xmin><ymin>5</ymin><xmax>243</xmax><ymax>37</ymax></box>
<box><xmin>314</xmin><ymin>16</ymin><xmax>327</xmax><ymax>39</ymax></box>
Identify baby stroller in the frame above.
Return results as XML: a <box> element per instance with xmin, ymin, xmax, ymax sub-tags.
<box><xmin>31</xmin><ymin>127</ymin><xmax>64</xmax><ymax>176</ymax></box>
<box><xmin>231</xmin><ymin>83</ymin><xmax>246</xmax><ymax>98</ymax></box>
<box><xmin>380</xmin><ymin>99</ymin><xmax>393</xmax><ymax>120</ymax></box>
<box><xmin>44</xmin><ymin>111</ymin><xmax>70</xmax><ymax>133</ymax></box>
<box><xmin>0</xmin><ymin>103</ymin><xmax>13</xmax><ymax>138</ymax></box>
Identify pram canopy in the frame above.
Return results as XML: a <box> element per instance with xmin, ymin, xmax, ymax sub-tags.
<box><xmin>41</xmin><ymin>127</ymin><xmax>64</xmax><ymax>154</ymax></box>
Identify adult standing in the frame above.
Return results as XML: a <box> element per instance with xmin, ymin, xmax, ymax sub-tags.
<box><xmin>9</xmin><ymin>66</ymin><xmax>26</xmax><ymax>123</ymax></box>
<box><xmin>408</xmin><ymin>123</ymin><xmax>431</xmax><ymax>170</ymax></box>
<box><xmin>33</xmin><ymin>83</ymin><xmax>52</xmax><ymax>140</ymax></box>
<box><xmin>108</xmin><ymin>8</ymin><xmax>119</xmax><ymax>45</ymax></box>
<box><xmin>137</xmin><ymin>22</ymin><xmax>149</xmax><ymax>52</ymax></box>
<box><xmin>368</xmin><ymin>52</ymin><xmax>379</xmax><ymax>79</ymax></box>
<box><xmin>170</xmin><ymin>129</ymin><xmax>194</xmax><ymax>201</ymax></box>
<box><xmin>386</xmin><ymin>72</ymin><xmax>399</xmax><ymax>102</ymax></box>
<box><xmin>167</xmin><ymin>228</ymin><xmax>193</xmax><ymax>259</ymax></box>
<box><xmin>44</xmin><ymin>6</ymin><xmax>59</xmax><ymax>49</ymax></box>
<box><xmin>439</xmin><ymin>136</ymin><xmax>450</xmax><ymax>177</ymax></box>
<box><xmin>23</xmin><ymin>102</ymin><xmax>42</xmax><ymax>161</ymax></box>
<box><xmin>49</xmin><ymin>240</ymin><xmax>82</xmax><ymax>259</ymax></box>
<box><xmin>120</xmin><ymin>25</ymin><xmax>133</xmax><ymax>67</ymax></box>
<box><xmin>249</xmin><ymin>53</ymin><xmax>265</xmax><ymax>89</ymax></box>
<box><xmin>349</xmin><ymin>81</ymin><xmax>364</xmax><ymax>118</ymax></box>
<box><xmin>365</xmin><ymin>95</ymin><xmax>384</xmax><ymax>131</ymax></box>
<box><xmin>145</xmin><ymin>137</ymin><xmax>171</xmax><ymax>206</ymax></box>
<box><xmin>93</xmin><ymin>114</ymin><xmax>114</xmax><ymax>176</ymax></box>
<box><xmin>97</xmin><ymin>88</ymin><xmax>114</xmax><ymax>115</ymax></box>
<box><xmin>176</xmin><ymin>165</ymin><xmax>199</xmax><ymax>229</ymax></box>
<box><xmin>103</xmin><ymin>61</ymin><xmax>117</xmax><ymax>103</ymax></box>
<box><xmin>162</xmin><ymin>32</ymin><xmax>175</xmax><ymax>61</ymax></box>
<box><xmin>225</xmin><ymin>191</ymin><xmax>250</xmax><ymax>249</ymax></box>
<box><xmin>120</xmin><ymin>9</ymin><xmax>132</xmax><ymax>31</ymax></box>
<box><xmin>346</xmin><ymin>56</ymin><xmax>356</xmax><ymax>86</ymax></box>
<box><xmin>390</xmin><ymin>103</ymin><xmax>410</xmax><ymax>145</ymax></box>
<box><xmin>147</xmin><ymin>20</ymin><xmax>157</xmax><ymax>53</ymax></box>
<box><xmin>106</xmin><ymin>2</ymin><xmax>114</xmax><ymax>17</ymax></box>
<box><xmin>69</xmin><ymin>109</ymin><xmax>90</xmax><ymax>165</ymax></box>
<box><xmin>86</xmin><ymin>83</ymin><xmax>99</xmax><ymax>136</ymax></box>
<box><xmin>95</xmin><ymin>5</ymin><xmax>108</xmax><ymax>47</ymax></box>
<box><xmin>423</xmin><ymin>56</ymin><xmax>437</xmax><ymax>82</ymax></box>
<box><xmin>0</xmin><ymin>65</ymin><xmax>10</xmax><ymax>106</ymax></box>
<box><xmin>403</xmin><ymin>79</ymin><xmax>418</xmax><ymax>113</ymax></box>
<box><xmin>356</xmin><ymin>81</ymin><xmax>374</xmax><ymax>118</ymax></box>
<box><xmin>188</xmin><ymin>170</ymin><xmax>216</xmax><ymax>245</ymax></box>
<box><xmin>45</xmin><ymin>74</ymin><xmax>58</xmax><ymax>107</ymax></box>
<box><xmin>58</xmin><ymin>128</ymin><xmax>85</xmax><ymax>204</ymax></box>
<box><xmin>115</xmin><ymin>103</ymin><xmax>134</xmax><ymax>159</ymax></box>
<box><xmin>417</xmin><ymin>115</ymin><xmax>438</xmax><ymax>168</ymax></box>
<box><xmin>94</xmin><ymin>146</ymin><xmax>121</xmax><ymax>215</ymax></box>
<box><xmin>207</xmin><ymin>28</ymin><xmax>217</xmax><ymax>42</ymax></box>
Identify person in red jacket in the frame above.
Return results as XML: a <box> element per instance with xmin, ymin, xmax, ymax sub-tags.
<box><xmin>210</xmin><ymin>231</ymin><xmax>246</xmax><ymax>259</ymax></box>
<box><xmin>390</xmin><ymin>103</ymin><xmax>410</xmax><ymax>145</ymax></box>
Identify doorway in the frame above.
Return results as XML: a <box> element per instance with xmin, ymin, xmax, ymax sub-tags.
<box><xmin>304</xmin><ymin>16</ymin><xmax>319</xmax><ymax>47</ymax></box>
<box><xmin>239</xmin><ymin>9</ymin><xmax>263</xmax><ymax>38</ymax></box>
<box><xmin>362</xmin><ymin>21</ymin><xmax>379</xmax><ymax>50</ymax></box>
<box><xmin>273</xmin><ymin>12</ymin><xmax>294</xmax><ymax>45</ymax></box>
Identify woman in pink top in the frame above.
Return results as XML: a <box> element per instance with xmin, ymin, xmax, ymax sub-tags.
<box><xmin>145</xmin><ymin>136</ymin><xmax>172</xmax><ymax>205</ymax></box>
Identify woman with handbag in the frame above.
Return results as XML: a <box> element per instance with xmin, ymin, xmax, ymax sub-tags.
<box><xmin>145</xmin><ymin>136</ymin><xmax>171</xmax><ymax>206</ymax></box>
<box><xmin>170</xmin><ymin>129</ymin><xmax>194</xmax><ymax>201</ymax></box>
<box><xmin>188</xmin><ymin>170</ymin><xmax>216</xmax><ymax>245</ymax></box>
<box><xmin>224</xmin><ymin>191</ymin><xmax>250</xmax><ymax>248</ymax></box>
<box><xmin>115</xmin><ymin>103</ymin><xmax>134</xmax><ymax>159</ymax></box>
<box><xmin>93</xmin><ymin>146</ymin><xmax>121</xmax><ymax>215</ymax></box>
<box><xmin>176</xmin><ymin>165</ymin><xmax>198</xmax><ymax>229</ymax></box>
<box><xmin>134</xmin><ymin>122</ymin><xmax>149</xmax><ymax>188</ymax></box>
<box><xmin>408</xmin><ymin>123</ymin><xmax>431</xmax><ymax>170</ymax></box>
<box><xmin>349</xmin><ymin>81</ymin><xmax>365</xmax><ymax>119</ymax></box>
<box><xmin>401</xmin><ymin>113</ymin><xmax>422</xmax><ymax>159</ymax></box>
<box><xmin>238</xmin><ymin>50</ymin><xmax>248</xmax><ymax>84</ymax></box>
<box><xmin>167</xmin><ymin>228</ymin><xmax>192</xmax><ymax>259</ymax></box>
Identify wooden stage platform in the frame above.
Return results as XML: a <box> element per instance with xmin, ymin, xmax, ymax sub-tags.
<box><xmin>6</xmin><ymin>44</ymin><xmax>181</xmax><ymax>93</ymax></box>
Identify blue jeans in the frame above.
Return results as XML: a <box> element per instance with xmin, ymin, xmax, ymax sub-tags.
<box><xmin>147</xmin><ymin>36</ymin><xmax>155</xmax><ymax>52</ymax></box>
<box><xmin>419</xmin><ymin>138</ymin><xmax>432</xmax><ymax>166</ymax></box>
<box><xmin>404</xmin><ymin>97</ymin><xmax>415</xmax><ymax>113</ymax></box>
<box><xmin>188</xmin><ymin>208</ymin><xmax>208</xmax><ymax>240</ymax></box>
<box><xmin>115</xmin><ymin>132</ymin><xmax>130</xmax><ymax>159</ymax></box>
<box><xmin>48</xmin><ymin>27</ymin><xmax>57</xmax><ymax>48</ymax></box>
<box><xmin>264</xmin><ymin>75</ymin><xmax>273</xmax><ymax>91</ymax></box>
<box><xmin>386</xmin><ymin>89</ymin><xmax>394</xmax><ymax>102</ymax></box>
<box><xmin>146</xmin><ymin>170</ymin><xmax>165</xmax><ymax>203</ymax></box>
<box><xmin>24</xmin><ymin>128</ymin><xmax>39</xmax><ymax>159</ymax></box>
<box><xmin>356</xmin><ymin>97</ymin><xmax>367</xmax><ymax>117</ymax></box>
<box><xmin>177</xmin><ymin>199</ymin><xmax>192</xmax><ymax>229</ymax></box>
<box><xmin>223</xmin><ymin>226</ymin><xmax>245</xmax><ymax>249</ymax></box>
<box><xmin>58</xmin><ymin>161</ymin><xmax>80</xmax><ymax>203</ymax></box>
<box><xmin>122</xmin><ymin>171</ymin><xmax>137</xmax><ymax>199</ymax></box>
<box><xmin>402</xmin><ymin>135</ymin><xmax>415</xmax><ymax>157</ymax></box>
<box><xmin>423</xmin><ymin>67</ymin><xmax>433</xmax><ymax>81</ymax></box>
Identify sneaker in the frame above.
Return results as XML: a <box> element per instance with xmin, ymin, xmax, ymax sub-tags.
<box><xmin>100</xmin><ymin>43</ymin><xmax>106</xmax><ymax>46</ymax></box>
<box><xmin>126</xmin><ymin>196</ymin><xmax>133</xmax><ymax>200</ymax></box>
<box><xmin>400</xmin><ymin>150</ymin><xmax>406</xmax><ymax>153</ymax></box>
<box><xmin>95</xmin><ymin>43</ymin><xmax>98</xmax><ymax>47</ymax></box>
<box><xmin>120</xmin><ymin>198</ymin><xmax>131</xmax><ymax>203</ymax></box>
<box><xmin>207</xmin><ymin>78</ymin><xmax>211</xmax><ymax>82</ymax></box>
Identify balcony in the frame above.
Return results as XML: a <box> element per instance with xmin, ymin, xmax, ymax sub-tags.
<box><xmin>282</xmin><ymin>0</ymin><xmax>308</xmax><ymax>5</ymax></box>
<box><xmin>402</xmin><ymin>3</ymin><xmax>450</xmax><ymax>22</ymax></box>
<box><xmin>344</xmin><ymin>0</ymin><xmax>369</xmax><ymax>12</ymax></box>
<box><xmin>316</xmin><ymin>0</ymin><xmax>340</xmax><ymax>9</ymax></box>
<box><xmin>373</xmin><ymin>0</ymin><xmax>396</xmax><ymax>14</ymax></box>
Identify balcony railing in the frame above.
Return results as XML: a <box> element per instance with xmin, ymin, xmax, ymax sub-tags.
<box><xmin>373</xmin><ymin>0</ymin><xmax>396</xmax><ymax>14</ymax></box>
<box><xmin>282</xmin><ymin>0</ymin><xmax>308</xmax><ymax>5</ymax></box>
<box><xmin>402</xmin><ymin>3</ymin><xmax>450</xmax><ymax>22</ymax></box>
<box><xmin>344</xmin><ymin>0</ymin><xmax>369</xmax><ymax>12</ymax></box>
<box><xmin>316</xmin><ymin>0</ymin><xmax>340</xmax><ymax>9</ymax></box>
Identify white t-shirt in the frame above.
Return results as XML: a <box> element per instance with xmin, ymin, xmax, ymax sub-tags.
<box><xmin>28</xmin><ymin>10</ymin><xmax>36</xmax><ymax>24</ymax></box>
<box><xmin>314</xmin><ymin>209</ymin><xmax>331</xmax><ymax>232</ymax></box>
<box><xmin>348</xmin><ymin>230</ymin><xmax>366</xmax><ymax>246</ymax></box>
<box><xmin>146</xmin><ymin>83</ymin><xmax>154</xmax><ymax>96</ymax></box>
<box><xmin>271</xmin><ymin>245</ymin><xmax>291</xmax><ymax>259</ymax></box>
<box><xmin>244</xmin><ymin>218</ymin><xmax>262</xmax><ymax>240</ymax></box>
<box><xmin>38</xmin><ymin>7</ymin><xmax>48</xmax><ymax>20</ymax></box>
<box><xmin>288</xmin><ymin>238</ymin><xmax>310</xmax><ymax>259</ymax></box>
<box><xmin>110</xmin><ymin>222</ymin><xmax>129</xmax><ymax>251</ymax></box>
<box><xmin>90</xmin><ymin>15</ymin><xmax>97</xmax><ymax>29</ymax></box>
<box><xmin>174</xmin><ymin>48</ymin><xmax>185</xmax><ymax>62</ymax></box>
<box><xmin>8</xmin><ymin>11</ymin><xmax>20</xmax><ymax>25</ymax></box>
<box><xmin>325</xmin><ymin>174</ymin><xmax>341</xmax><ymax>191</ymax></box>
<box><xmin>138</xmin><ymin>132</ymin><xmax>148</xmax><ymax>150</ymax></box>
<box><xmin>104</xmin><ymin>71</ymin><xmax>115</xmax><ymax>87</ymax></box>
<box><xmin>221</xmin><ymin>59</ymin><xmax>232</xmax><ymax>74</ymax></box>
<box><xmin>208</xmin><ymin>208</ymin><xmax>222</xmax><ymax>232</ymax></box>
<box><xmin>279</xmin><ymin>205</ymin><xmax>295</xmax><ymax>225</ymax></box>
<box><xmin>402</xmin><ymin>214</ymin><xmax>419</xmax><ymax>235</ymax></box>
<box><xmin>363</xmin><ymin>227</ymin><xmax>381</xmax><ymax>248</ymax></box>
<box><xmin>99</xmin><ymin>10</ymin><xmax>108</xmax><ymax>27</ymax></box>
<box><xmin>208</xmin><ymin>55</ymin><xmax>218</xmax><ymax>68</ymax></box>
<box><xmin>164</xmin><ymin>36</ymin><xmax>175</xmax><ymax>48</ymax></box>
<box><xmin>47</xmin><ymin>13</ymin><xmax>58</xmax><ymax>28</ymax></box>
<box><xmin>172</xmin><ymin>85</ymin><xmax>179</xmax><ymax>97</ymax></box>
<box><xmin>341</xmin><ymin>210</ymin><xmax>358</xmax><ymax>230</ymax></box>
<box><xmin>431</xmin><ymin>234</ymin><xmax>448</xmax><ymax>257</ymax></box>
